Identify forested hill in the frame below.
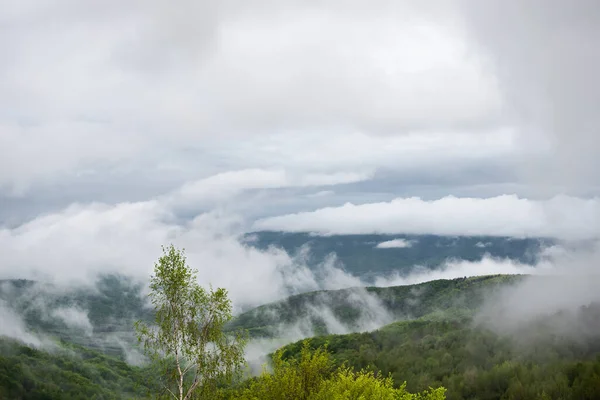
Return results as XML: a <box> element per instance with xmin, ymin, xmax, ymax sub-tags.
<box><xmin>0</xmin><ymin>276</ymin><xmax>152</xmax><ymax>359</ymax></box>
<box><xmin>227</xmin><ymin>275</ymin><xmax>525</xmax><ymax>337</ymax></box>
<box><xmin>279</xmin><ymin>302</ymin><xmax>600</xmax><ymax>400</ymax></box>
<box><xmin>3</xmin><ymin>273</ymin><xmax>600</xmax><ymax>399</ymax></box>
<box><xmin>2</xmin><ymin>275</ymin><xmax>525</xmax><ymax>349</ymax></box>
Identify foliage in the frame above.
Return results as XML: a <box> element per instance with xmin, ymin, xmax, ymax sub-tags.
<box><xmin>135</xmin><ymin>245</ymin><xmax>247</xmax><ymax>400</ymax></box>
<box><xmin>313</xmin><ymin>368</ymin><xmax>446</xmax><ymax>400</ymax></box>
<box><xmin>0</xmin><ymin>336</ymin><xmax>157</xmax><ymax>399</ymax></box>
<box><xmin>279</xmin><ymin>304</ymin><xmax>600</xmax><ymax>400</ymax></box>
<box><xmin>230</xmin><ymin>341</ymin><xmax>446</xmax><ymax>400</ymax></box>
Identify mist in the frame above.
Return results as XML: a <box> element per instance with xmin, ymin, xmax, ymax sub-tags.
<box><xmin>456</xmin><ymin>0</ymin><xmax>600</xmax><ymax>339</ymax></box>
<box><xmin>0</xmin><ymin>299</ymin><xmax>42</xmax><ymax>348</ymax></box>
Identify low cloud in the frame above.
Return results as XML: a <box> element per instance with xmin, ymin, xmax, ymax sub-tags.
<box><xmin>51</xmin><ymin>307</ymin><xmax>94</xmax><ymax>335</ymax></box>
<box><xmin>254</xmin><ymin>194</ymin><xmax>600</xmax><ymax>240</ymax></box>
<box><xmin>0</xmin><ymin>299</ymin><xmax>43</xmax><ymax>347</ymax></box>
<box><xmin>471</xmin><ymin>240</ymin><xmax>600</xmax><ymax>342</ymax></box>
<box><xmin>373</xmin><ymin>257</ymin><xmax>544</xmax><ymax>288</ymax></box>
<box><xmin>375</xmin><ymin>238</ymin><xmax>414</xmax><ymax>249</ymax></box>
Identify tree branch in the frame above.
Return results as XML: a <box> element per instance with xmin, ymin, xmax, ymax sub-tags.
<box><xmin>163</xmin><ymin>385</ymin><xmax>179</xmax><ymax>400</ymax></box>
<box><xmin>183</xmin><ymin>373</ymin><xmax>201</xmax><ymax>400</ymax></box>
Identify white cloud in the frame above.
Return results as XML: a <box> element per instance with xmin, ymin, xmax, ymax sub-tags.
<box><xmin>254</xmin><ymin>194</ymin><xmax>600</xmax><ymax>240</ymax></box>
<box><xmin>373</xmin><ymin>257</ymin><xmax>544</xmax><ymax>288</ymax></box>
<box><xmin>51</xmin><ymin>307</ymin><xmax>94</xmax><ymax>335</ymax></box>
<box><xmin>0</xmin><ymin>299</ymin><xmax>43</xmax><ymax>346</ymax></box>
<box><xmin>162</xmin><ymin>168</ymin><xmax>372</xmax><ymax>216</ymax></box>
<box><xmin>375</xmin><ymin>239</ymin><xmax>414</xmax><ymax>249</ymax></box>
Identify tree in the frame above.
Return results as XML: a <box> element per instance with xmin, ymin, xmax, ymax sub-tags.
<box><xmin>135</xmin><ymin>245</ymin><xmax>247</xmax><ymax>400</ymax></box>
<box><xmin>234</xmin><ymin>342</ymin><xmax>447</xmax><ymax>400</ymax></box>
<box><xmin>238</xmin><ymin>341</ymin><xmax>333</xmax><ymax>400</ymax></box>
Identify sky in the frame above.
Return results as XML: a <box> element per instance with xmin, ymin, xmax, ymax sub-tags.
<box><xmin>1</xmin><ymin>1</ymin><xmax>600</xmax><ymax>306</ymax></box>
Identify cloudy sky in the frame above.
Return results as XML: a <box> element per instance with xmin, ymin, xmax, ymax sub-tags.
<box><xmin>1</xmin><ymin>1</ymin><xmax>599</xmax><ymax>300</ymax></box>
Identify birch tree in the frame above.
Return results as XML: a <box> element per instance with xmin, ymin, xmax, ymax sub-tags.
<box><xmin>135</xmin><ymin>245</ymin><xmax>246</xmax><ymax>400</ymax></box>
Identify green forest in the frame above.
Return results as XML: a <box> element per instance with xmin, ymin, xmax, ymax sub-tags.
<box><xmin>2</xmin><ymin>261</ymin><xmax>600</xmax><ymax>399</ymax></box>
<box><xmin>3</xmin><ymin>301</ymin><xmax>600</xmax><ymax>399</ymax></box>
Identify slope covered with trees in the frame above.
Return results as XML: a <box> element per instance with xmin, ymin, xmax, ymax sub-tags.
<box><xmin>228</xmin><ymin>275</ymin><xmax>525</xmax><ymax>337</ymax></box>
<box><xmin>0</xmin><ymin>337</ymin><xmax>157</xmax><ymax>399</ymax></box>
<box><xmin>279</xmin><ymin>304</ymin><xmax>600</xmax><ymax>399</ymax></box>
<box><xmin>2</xmin><ymin>243</ymin><xmax>599</xmax><ymax>399</ymax></box>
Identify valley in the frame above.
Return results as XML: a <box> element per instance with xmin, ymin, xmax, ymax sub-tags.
<box><xmin>1</xmin><ymin>234</ymin><xmax>599</xmax><ymax>399</ymax></box>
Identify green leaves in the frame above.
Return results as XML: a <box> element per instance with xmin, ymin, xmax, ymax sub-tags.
<box><xmin>233</xmin><ymin>342</ymin><xmax>446</xmax><ymax>400</ymax></box>
<box><xmin>135</xmin><ymin>245</ymin><xmax>247</xmax><ymax>400</ymax></box>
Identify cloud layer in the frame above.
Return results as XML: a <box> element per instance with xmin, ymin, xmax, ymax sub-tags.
<box><xmin>255</xmin><ymin>195</ymin><xmax>600</xmax><ymax>239</ymax></box>
<box><xmin>2</xmin><ymin>170</ymin><xmax>588</xmax><ymax>313</ymax></box>
<box><xmin>1</xmin><ymin>0</ymin><xmax>518</xmax><ymax>208</ymax></box>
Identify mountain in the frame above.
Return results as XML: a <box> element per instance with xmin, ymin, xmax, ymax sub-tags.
<box><xmin>244</xmin><ymin>232</ymin><xmax>555</xmax><ymax>280</ymax></box>
<box><xmin>227</xmin><ymin>275</ymin><xmax>525</xmax><ymax>337</ymax></box>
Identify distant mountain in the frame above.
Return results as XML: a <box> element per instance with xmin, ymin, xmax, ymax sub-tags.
<box><xmin>244</xmin><ymin>232</ymin><xmax>555</xmax><ymax>280</ymax></box>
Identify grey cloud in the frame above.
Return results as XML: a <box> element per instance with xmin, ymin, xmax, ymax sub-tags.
<box><xmin>0</xmin><ymin>0</ymin><xmax>506</xmax><ymax>198</ymax></box>
<box><xmin>461</xmin><ymin>0</ymin><xmax>600</xmax><ymax>192</ymax></box>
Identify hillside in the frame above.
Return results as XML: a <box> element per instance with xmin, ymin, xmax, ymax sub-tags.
<box><xmin>1</xmin><ymin>274</ymin><xmax>527</xmax><ymax>346</ymax></box>
<box><xmin>0</xmin><ymin>276</ymin><xmax>152</xmax><ymax>360</ymax></box>
<box><xmin>279</xmin><ymin>303</ymin><xmax>600</xmax><ymax>399</ymax></box>
<box><xmin>0</xmin><ymin>337</ymin><xmax>157</xmax><ymax>399</ymax></box>
<box><xmin>228</xmin><ymin>275</ymin><xmax>525</xmax><ymax>337</ymax></box>
<box><xmin>2</xmin><ymin>273</ymin><xmax>600</xmax><ymax>399</ymax></box>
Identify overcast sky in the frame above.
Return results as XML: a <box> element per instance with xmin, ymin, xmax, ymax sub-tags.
<box><xmin>1</xmin><ymin>1</ymin><xmax>600</xmax><ymax>297</ymax></box>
